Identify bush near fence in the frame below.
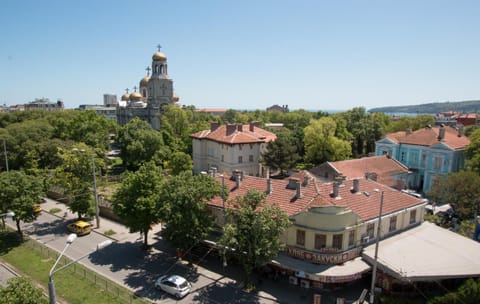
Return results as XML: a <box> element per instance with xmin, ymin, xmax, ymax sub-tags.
<box><xmin>25</xmin><ymin>240</ymin><xmax>149</xmax><ymax>304</ymax></box>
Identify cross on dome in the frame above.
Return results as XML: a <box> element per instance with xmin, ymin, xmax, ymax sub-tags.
<box><xmin>125</xmin><ymin>88</ymin><xmax>129</xmax><ymax>94</ymax></box>
<box><xmin>157</xmin><ymin>44</ymin><xmax>162</xmax><ymax>52</ymax></box>
<box><xmin>146</xmin><ymin>66</ymin><xmax>151</xmax><ymax>76</ymax></box>
<box><xmin>133</xmin><ymin>86</ymin><xmax>137</xmax><ymax>92</ymax></box>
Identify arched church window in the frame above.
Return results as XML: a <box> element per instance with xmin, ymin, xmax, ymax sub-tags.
<box><xmin>159</xmin><ymin>65</ymin><xmax>164</xmax><ymax>74</ymax></box>
<box><xmin>142</xmin><ymin>89</ymin><xmax>147</xmax><ymax>97</ymax></box>
<box><xmin>155</xmin><ymin>65</ymin><xmax>159</xmax><ymax>74</ymax></box>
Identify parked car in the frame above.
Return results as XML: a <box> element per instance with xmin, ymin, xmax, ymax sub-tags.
<box><xmin>66</xmin><ymin>220</ymin><xmax>92</xmax><ymax>236</ymax></box>
<box><xmin>34</xmin><ymin>204</ymin><xmax>42</xmax><ymax>215</ymax></box>
<box><xmin>155</xmin><ymin>275</ymin><xmax>191</xmax><ymax>299</ymax></box>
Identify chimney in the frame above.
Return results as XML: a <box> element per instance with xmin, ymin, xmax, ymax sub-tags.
<box><xmin>249</xmin><ymin>121</ymin><xmax>260</xmax><ymax>132</ymax></box>
<box><xmin>266</xmin><ymin>178</ymin><xmax>272</xmax><ymax>194</ymax></box>
<box><xmin>287</xmin><ymin>178</ymin><xmax>299</xmax><ymax>189</ymax></box>
<box><xmin>296</xmin><ymin>179</ymin><xmax>302</xmax><ymax>199</ymax></box>
<box><xmin>226</xmin><ymin>124</ymin><xmax>236</xmax><ymax>136</ymax></box>
<box><xmin>235</xmin><ymin>171</ymin><xmax>241</xmax><ymax>188</ymax></box>
<box><xmin>210</xmin><ymin>122</ymin><xmax>219</xmax><ymax>132</ymax></box>
<box><xmin>438</xmin><ymin>124</ymin><xmax>446</xmax><ymax>141</ymax></box>
<box><xmin>406</xmin><ymin>128</ymin><xmax>412</xmax><ymax>135</ymax></box>
<box><xmin>352</xmin><ymin>179</ymin><xmax>360</xmax><ymax>193</ymax></box>
<box><xmin>237</xmin><ymin>124</ymin><xmax>243</xmax><ymax>132</ymax></box>
<box><xmin>303</xmin><ymin>175</ymin><xmax>309</xmax><ymax>186</ymax></box>
<box><xmin>458</xmin><ymin>124</ymin><xmax>464</xmax><ymax>137</ymax></box>
<box><xmin>332</xmin><ymin>182</ymin><xmax>339</xmax><ymax>198</ymax></box>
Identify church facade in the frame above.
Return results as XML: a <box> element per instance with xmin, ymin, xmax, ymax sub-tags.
<box><xmin>117</xmin><ymin>47</ymin><xmax>180</xmax><ymax>130</ymax></box>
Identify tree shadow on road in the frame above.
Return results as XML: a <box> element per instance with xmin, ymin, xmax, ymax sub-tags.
<box><xmin>193</xmin><ymin>281</ymin><xmax>261</xmax><ymax>304</ymax></box>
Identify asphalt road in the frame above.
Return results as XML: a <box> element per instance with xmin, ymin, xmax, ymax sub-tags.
<box><xmin>7</xmin><ymin>212</ymin><xmax>292</xmax><ymax>304</ymax></box>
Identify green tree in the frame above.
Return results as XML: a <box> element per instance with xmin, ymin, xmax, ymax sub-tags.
<box><xmin>0</xmin><ymin>170</ymin><xmax>44</xmax><ymax>238</ymax></box>
<box><xmin>466</xmin><ymin>128</ymin><xmax>480</xmax><ymax>175</ymax></box>
<box><xmin>304</xmin><ymin>117</ymin><xmax>352</xmax><ymax>165</ymax></box>
<box><xmin>428</xmin><ymin>278</ymin><xmax>480</xmax><ymax>304</ymax></box>
<box><xmin>161</xmin><ymin>172</ymin><xmax>221</xmax><ymax>250</ymax></box>
<box><xmin>165</xmin><ymin>151</ymin><xmax>193</xmax><ymax>175</ymax></box>
<box><xmin>261</xmin><ymin>132</ymin><xmax>299</xmax><ymax>176</ymax></box>
<box><xmin>217</xmin><ymin>189</ymin><xmax>290</xmax><ymax>283</ymax></box>
<box><xmin>112</xmin><ymin>161</ymin><xmax>164</xmax><ymax>248</ymax></box>
<box><xmin>426</xmin><ymin>171</ymin><xmax>480</xmax><ymax>221</ymax></box>
<box><xmin>116</xmin><ymin>118</ymin><xmax>168</xmax><ymax>170</ymax></box>
<box><xmin>0</xmin><ymin>277</ymin><xmax>48</xmax><ymax>304</ymax></box>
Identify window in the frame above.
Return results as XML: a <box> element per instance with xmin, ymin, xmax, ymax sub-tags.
<box><xmin>389</xmin><ymin>216</ymin><xmax>397</xmax><ymax>232</ymax></box>
<box><xmin>332</xmin><ymin>234</ymin><xmax>343</xmax><ymax>250</ymax></box>
<box><xmin>239</xmin><ymin>144</ymin><xmax>242</xmax><ymax>150</ymax></box>
<box><xmin>401</xmin><ymin>152</ymin><xmax>406</xmax><ymax>162</ymax></box>
<box><xmin>296</xmin><ymin>230</ymin><xmax>305</xmax><ymax>246</ymax></box>
<box><xmin>421</xmin><ymin>153</ymin><xmax>426</xmax><ymax>166</ymax></box>
<box><xmin>409</xmin><ymin>209</ymin><xmax>417</xmax><ymax>224</ymax></box>
<box><xmin>367</xmin><ymin>223</ymin><xmax>375</xmax><ymax>238</ymax></box>
<box><xmin>348</xmin><ymin>230</ymin><xmax>355</xmax><ymax>246</ymax></box>
<box><xmin>238</xmin><ymin>156</ymin><xmax>243</xmax><ymax>163</ymax></box>
<box><xmin>249</xmin><ymin>155</ymin><xmax>253</xmax><ymax>162</ymax></box>
<box><xmin>249</xmin><ymin>144</ymin><xmax>253</xmax><ymax>149</ymax></box>
<box><xmin>314</xmin><ymin>234</ymin><xmax>326</xmax><ymax>250</ymax></box>
<box><xmin>434</xmin><ymin>157</ymin><xmax>442</xmax><ymax>170</ymax></box>
<box><xmin>221</xmin><ymin>155</ymin><xmax>224</xmax><ymax>162</ymax></box>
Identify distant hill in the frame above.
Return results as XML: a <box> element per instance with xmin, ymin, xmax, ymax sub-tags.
<box><xmin>369</xmin><ymin>100</ymin><xmax>480</xmax><ymax>114</ymax></box>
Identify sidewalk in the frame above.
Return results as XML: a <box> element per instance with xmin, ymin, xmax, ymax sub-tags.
<box><xmin>40</xmin><ymin>197</ymin><xmax>161</xmax><ymax>243</ymax></box>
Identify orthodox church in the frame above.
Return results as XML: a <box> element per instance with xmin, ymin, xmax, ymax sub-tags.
<box><xmin>117</xmin><ymin>46</ymin><xmax>180</xmax><ymax>130</ymax></box>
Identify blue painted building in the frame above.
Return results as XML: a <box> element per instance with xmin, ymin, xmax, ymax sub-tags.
<box><xmin>375</xmin><ymin>125</ymin><xmax>470</xmax><ymax>193</ymax></box>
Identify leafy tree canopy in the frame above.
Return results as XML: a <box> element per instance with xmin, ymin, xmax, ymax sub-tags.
<box><xmin>0</xmin><ymin>277</ymin><xmax>48</xmax><ymax>304</ymax></box>
<box><xmin>261</xmin><ymin>131</ymin><xmax>299</xmax><ymax>176</ymax></box>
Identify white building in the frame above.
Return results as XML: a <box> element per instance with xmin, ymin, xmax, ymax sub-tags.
<box><xmin>191</xmin><ymin>122</ymin><xmax>276</xmax><ymax>176</ymax></box>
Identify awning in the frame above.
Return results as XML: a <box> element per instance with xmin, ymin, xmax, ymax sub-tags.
<box><xmin>271</xmin><ymin>253</ymin><xmax>371</xmax><ymax>283</ymax></box>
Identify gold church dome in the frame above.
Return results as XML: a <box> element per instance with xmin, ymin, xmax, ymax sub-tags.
<box><xmin>121</xmin><ymin>93</ymin><xmax>130</xmax><ymax>101</ymax></box>
<box><xmin>140</xmin><ymin>76</ymin><xmax>150</xmax><ymax>87</ymax></box>
<box><xmin>152</xmin><ymin>51</ymin><xmax>167</xmax><ymax>61</ymax></box>
<box><xmin>130</xmin><ymin>92</ymin><xmax>142</xmax><ymax>101</ymax></box>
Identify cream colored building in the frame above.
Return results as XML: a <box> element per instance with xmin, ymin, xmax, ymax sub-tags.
<box><xmin>191</xmin><ymin>122</ymin><xmax>277</xmax><ymax>176</ymax></box>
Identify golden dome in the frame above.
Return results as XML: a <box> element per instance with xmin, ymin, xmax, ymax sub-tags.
<box><xmin>173</xmin><ymin>93</ymin><xmax>180</xmax><ymax>102</ymax></box>
<box><xmin>121</xmin><ymin>93</ymin><xmax>130</xmax><ymax>101</ymax></box>
<box><xmin>152</xmin><ymin>51</ymin><xmax>167</xmax><ymax>61</ymax></box>
<box><xmin>130</xmin><ymin>92</ymin><xmax>142</xmax><ymax>101</ymax></box>
<box><xmin>140</xmin><ymin>76</ymin><xmax>150</xmax><ymax>87</ymax></box>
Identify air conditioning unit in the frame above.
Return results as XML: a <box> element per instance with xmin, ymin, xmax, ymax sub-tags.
<box><xmin>362</xmin><ymin>236</ymin><xmax>370</xmax><ymax>243</ymax></box>
<box><xmin>289</xmin><ymin>276</ymin><xmax>298</xmax><ymax>285</ymax></box>
<box><xmin>300</xmin><ymin>279</ymin><xmax>310</xmax><ymax>289</ymax></box>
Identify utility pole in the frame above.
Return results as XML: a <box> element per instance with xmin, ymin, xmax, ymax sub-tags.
<box><xmin>370</xmin><ymin>191</ymin><xmax>384</xmax><ymax>304</ymax></box>
<box><xmin>91</xmin><ymin>154</ymin><xmax>100</xmax><ymax>228</ymax></box>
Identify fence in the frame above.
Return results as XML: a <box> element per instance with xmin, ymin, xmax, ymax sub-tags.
<box><xmin>25</xmin><ymin>240</ymin><xmax>149</xmax><ymax>304</ymax></box>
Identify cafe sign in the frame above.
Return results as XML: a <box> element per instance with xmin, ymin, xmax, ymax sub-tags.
<box><xmin>286</xmin><ymin>246</ymin><xmax>361</xmax><ymax>265</ymax></box>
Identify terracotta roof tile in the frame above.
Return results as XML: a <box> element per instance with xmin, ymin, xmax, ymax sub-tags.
<box><xmin>191</xmin><ymin>124</ymin><xmax>277</xmax><ymax>144</ymax></box>
<box><xmin>386</xmin><ymin>126</ymin><xmax>470</xmax><ymax>150</ymax></box>
<box><xmin>208</xmin><ymin>173</ymin><xmax>423</xmax><ymax>221</ymax></box>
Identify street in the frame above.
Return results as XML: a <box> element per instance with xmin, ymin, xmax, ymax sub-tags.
<box><xmin>5</xmin><ymin>199</ymin><xmax>365</xmax><ymax>304</ymax></box>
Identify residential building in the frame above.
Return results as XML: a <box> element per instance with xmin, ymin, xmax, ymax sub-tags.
<box><xmin>309</xmin><ymin>155</ymin><xmax>410</xmax><ymax>189</ymax></box>
<box><xmin>77</xmin><ymin>104</ymin><xmax>117</xmax><ymax>120</ymax></box>
<box><xmin>103</xmin><ymin>94</ymin><xmax>117</xmax><ymax>107</ymax></box>
<box><xmin>116</xmin><ymin>47</ymin><xmax>180</xmax><ymax>130</ymax></box>
<box><xmin>207</xmin><ymin>171</ymin><xmax>426</xmax><ymax>288</ymax></box>
<box><xmin>375</xmin><ymin>125</ymin><xmax>470</xmax><ymax>193</ymax></box>
<box><xmin>266</xmin><ymin>104</ymin><xmax>289</xmax><ymax>113</ymax></box>
<box><xmin>191</xmin><ymin>122</ymin><xmax>276</xmax><ymax>176</ymax></box>
<box><xmin>24</xmin><ymin>98</ymin><xmax>64</xmax><ymax>111</ymax></box>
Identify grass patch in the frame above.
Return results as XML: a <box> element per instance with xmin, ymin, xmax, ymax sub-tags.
<box><xmin>49</xmin><ymin>207</ymin><xmax>62</xmax><ymax>214</ymax></box>
<box><xmin>0</xmin><ymin>230</ymin><xmax>146</xmax><ymax>304</ymax></box>
<box><xmin>104</xmin><ymin>229</ymin><xmax>116</xmax><ymax>236</ymax></box>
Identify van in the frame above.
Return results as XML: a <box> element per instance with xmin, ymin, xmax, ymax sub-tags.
<box><xmin>67</xmin><ymin>220</ymin><xmax>92</xmax><ymax>236</ymax></box>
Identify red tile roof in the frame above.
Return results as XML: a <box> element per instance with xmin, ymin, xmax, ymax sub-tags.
<box><xmin>191</xmin><ymin>123</ymin><xmax>277</xmax><ymax>144</ymax></box>
<box><xmin>385</xmin><ymin>125</ymin><xmax>470</xmax><ymax>150</ymax></box>
<box><xmin>208</xmin><ymin>172</ymin><xmax>423</xmax><ymax>221</ymax></box>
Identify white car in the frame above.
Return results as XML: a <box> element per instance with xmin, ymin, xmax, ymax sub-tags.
<box><xmin>155</xmin><ymin>275</ymin><xmax>191</xmax><ymax>299</ymax></box>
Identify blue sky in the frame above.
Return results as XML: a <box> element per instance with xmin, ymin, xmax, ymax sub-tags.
<box><xmin>1</xmin><ymin>0</ymin><xmax>479</xmax><ymax>111</ymax></box>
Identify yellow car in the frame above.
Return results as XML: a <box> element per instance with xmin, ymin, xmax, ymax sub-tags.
<box><xmin>67</xmin><ymin>220</ymin><xmax>92</xmax><ymax>236</ymax></box>
<box><xmin>34</xmin><ymin>204</ymin><xmax>42</xmax><ymax>215</ymax></box>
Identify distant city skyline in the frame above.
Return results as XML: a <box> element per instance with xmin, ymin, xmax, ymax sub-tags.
<box><xmin>1</xmin><ymin>0</ymin><xmax>479</xmax><ymax>111</ymax></box>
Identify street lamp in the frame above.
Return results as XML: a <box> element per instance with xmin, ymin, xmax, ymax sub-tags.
<box><xmin>48</xmin><ymin>234</ymin><xmax>112</xmax><ymax>304</ymax></box>
<box><xmin>369</xmin><ymin>191</ymin><xmax>385</xmax><ymax>304</ymax></box>
<box><xmin>0</xmin><ymin>211</ymin><xmax>15</xmax><ymax>229</ymax></box>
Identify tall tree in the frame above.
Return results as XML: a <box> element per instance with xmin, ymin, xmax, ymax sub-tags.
<box><xmin>217</xmin><ymin>190</ymin><xmax>290</xmax><ymax>283</ymax></box>
<box><xmin>0</xmin><ymin>170</ymin><xmax>44</xmax><ymax>238</ymax></box>
<box><xmin>0</xmin><ymin>277</ymin><xmax>48</xmax><ymax>304</ymax></box>
<box><xmin>165</xmin><ymin>151</ymin><xmax>193</xmax><ymax>175</ymax></box>
<box><xmin>116</xmin><ymin>118</ymin><xmax>168</xmax><ymax>170</ymax></box>
<box><xmin>466</xmin><ymin>128</ymin><xmax>480</xmax><ymax>175</ymax></box>
<box><xmin>161</xmin><ymin>172</ymin><xmax>221</xmax><ymax>250</ymax></box>
<box><xmin>426</xmin><ymin>171</ymin><xmax>480</xmax><ymax>221</ymax></box>
<box><xmin>112</xmin><ymin>161</ymin><xmax>164</xmax><ymax>249</ymax></box>
<box><xmin>304</xmin><ymin>117</ymin><xmax>352</xmax><ymax>165</ymax></box>
<box><xmin>261</xmin><ymin>132</ymin><xmax>299</xmax><ymax>176</ymax></box>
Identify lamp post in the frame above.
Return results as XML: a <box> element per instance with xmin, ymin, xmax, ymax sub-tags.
<box><xmin>0</xmin><ymin>211</ymin><xmax>15</xmax><ymax>229</ymax></box>
<box><xmin>91</xmin><ymin>154</ymin><xmax>100</xmax><ymax>229</ymax></box>
<box><xmin>48</xmin><ymin>234</ymin><xmax>112</xmax><ymax>304</ymax></box>
<box><xmin>369</xmin><ymin>191</ymin><xmax>384</xmax><ymax>304</ymax></box>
